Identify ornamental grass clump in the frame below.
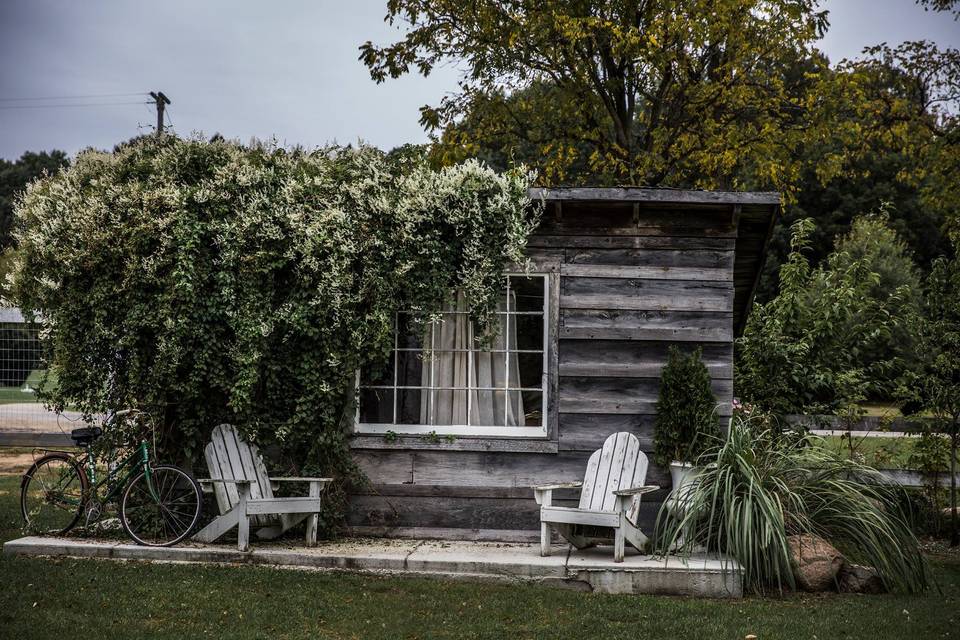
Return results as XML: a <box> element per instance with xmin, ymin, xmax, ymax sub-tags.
<box><xmin>655</xmin><ymin>417</ymin><xmax>930</xmax><ymax>594</ymax></box>
<box><xmin>10</xmin><ymin>135</ymin><xmax>538</xmax><ymax>532</ymax></box>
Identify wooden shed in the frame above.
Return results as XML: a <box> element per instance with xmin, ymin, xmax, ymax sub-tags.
<box><xmin>348</xmin><ymin>187</ymin><xmax>780</xmax><ymax>541</ymax></box>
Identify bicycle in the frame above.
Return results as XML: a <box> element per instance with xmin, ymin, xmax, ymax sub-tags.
<box><xmin>20</xmin><ymin>409</ymin><xmax>203</xmax><ymax>547</ymax></box>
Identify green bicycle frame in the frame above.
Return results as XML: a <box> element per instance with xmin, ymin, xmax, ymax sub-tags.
<box><xmin>83</xmin><ymin>440</ymin><xmax>159</xmax><ymax>503</ymax></box>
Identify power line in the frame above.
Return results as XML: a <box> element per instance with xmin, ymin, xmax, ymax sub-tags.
<box><xmin>0</xmin><ymin>101</ymin><xmax>149</xmax><ymax>110</ymax></box>
<box><xmin>0</xmin><ymin>92</ymin><xmax>149</xmax><ymax>102</ymax></box>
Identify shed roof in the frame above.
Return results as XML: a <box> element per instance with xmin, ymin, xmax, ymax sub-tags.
<box><xmin>527</xmin><ymin>187</ymin><xmax>780</xmax><ymax>337</ymax></box>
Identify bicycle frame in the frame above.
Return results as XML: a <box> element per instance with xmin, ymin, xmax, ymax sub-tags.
<box><xmin>81</xmin><ymin>440</ymin><xmax>158</xmax><ymax>504</ymax></box>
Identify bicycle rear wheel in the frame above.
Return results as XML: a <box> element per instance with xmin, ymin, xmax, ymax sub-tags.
<box><xmin>20</xmin><ymin>453</ymin><xmax>88</xmax><ymax>535</ymax></box>
<box><xmin>120</xmin><ymin>464</ymin><xmax>202</xmax><ymax>546</ymax></box>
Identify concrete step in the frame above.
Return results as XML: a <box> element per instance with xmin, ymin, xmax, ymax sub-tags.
<box><xmin>2</xmin><ymin>536</ymin><xmax>742</xmax><ymax>597</ymax></box>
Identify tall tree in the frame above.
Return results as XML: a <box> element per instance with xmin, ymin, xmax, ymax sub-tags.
<box><xmin>757</xmin><ymin>40</ymin><xmax>959</xmax><ymax>298</ymax></box>
<box><xmin>361</xmin><ymin>0</ymin><xmax>829</xmax><ymax>191</ymax></box>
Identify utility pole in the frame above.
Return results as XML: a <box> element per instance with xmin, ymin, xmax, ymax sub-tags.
<box><xmin>149</xmin><ymin>91</ymin><xmax>170</xmax><ymax>136</ymax></box>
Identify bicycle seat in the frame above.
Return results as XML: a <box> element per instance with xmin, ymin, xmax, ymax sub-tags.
<box><xmin>70</xmin><ymin>427</ymin><xmax>103</xmax><ymax>447</ymax></box>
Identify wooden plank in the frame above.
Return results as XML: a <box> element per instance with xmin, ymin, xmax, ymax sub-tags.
<box><xmin>600</xmin><ymin>433</ymin><xmax>631</xmax><ymax>510</ymax></box>
<box><xmin>564</xmin><ymin>248</ymin><xmax>734</xmax><ymax>269</ymax></box>
<box><xmin>560</xmin><ymin>309</ymin><xmax>733</xmax><ymax>342</ymax></box>
<box><xmin>246</xmin><ymin>497</ymin><xmax>323</xmax><ymax>515</ymax></box>
<box><xmin>353</xmin><ymin>447</ymin><xmax>671</xmax><ymax>489</ymax></box>
<box><xmin>0</xmin><ymin>431</ymin><xmax>74</xmax><ymax>447</ymax></box>
<box><xmin>541</xmin><ymin>506</ymin><xmax>621</xmax><ymax>528</ymax></box>
<box><xmin>351</xmin><ymin>450</ymin><xmax>414</xmax><ymax>485</ymax></box>
<box><xmin>347</xmin><ymin>494</ymin><xmax>554</xmax><ymax>531</ymax></box>
<box><xmin>528</xmin><ymin>187</ymin><xmax>781</xmax><ymax>206</ymax></box>
<box><xmin>527</xmin><ymin>235</ymin><xmax>735</xmax><ymax>251</ymax></box>
<box><xmin>349</xmin><ymin>436</ymin><xmax>559</xmax><ymax>454</ymax></box>
<box><xmin>559</xmin><ymin>377</ymin><xmax>733</xmax><ymax>416</ymax></box>
<box><xmin>347</xmin><ymin>496</ymin><xmax>661</xmax><ymax>541</ymax></box>
<box><xmin>560</xmin><ymin>279</ymin><xmax>734</xmax><ymax>313</ymax></box>
<box><xmin>536</xmin><ymin>223</ymin><xmax>737</xmax><ymax>239</ymax></box>
<box><xmin>209</xmin><ymin>428</ymin><xmax>241</xmax><ymax>510</ymax></box>
<box><xmin>587</xmin><ymin>435</ymin><xmax>616</xmax><ymax>510</ymax></box>
<box><xmin>558</xmin><ymin>340</ymin><xmax>733</xmax><ymax>379</ymax></box>
<box><xmin>579</xmin><ymin>449</ymin><xmax>601</xmax><ymax>510</ymax></box>
<box><xmin>558</xmin><ymin>414</ymin><xmax>655</xmax><ymax>452</ymax></box>
<box><xmin>560</xmin><ymin>263</ymin><xmax>732</xmax><ymax>282</ymax></box>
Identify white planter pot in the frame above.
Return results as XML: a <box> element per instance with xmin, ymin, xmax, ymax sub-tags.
<box><xmin>667</xmin><ymin>461</ymin><xmax>699</xmax><ymax>517</ymax></box>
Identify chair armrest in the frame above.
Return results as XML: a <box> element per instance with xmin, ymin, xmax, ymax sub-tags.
<box><xmin>269</xmin><ymin>477</ymin><xmax>334</xmax><ymax>483</ymax></box>
<box><xmin>613</xmin><ymin>485</ymin><xmax>660</xmax><ymax>497</ymax></box>
<box><xmin>199</xmin><ymin>478</ymin><xmax>251</xmax><ymax>485</ymax></box>
<box><xmin>532</xmin><ymin>482</ymin><xmax>582</xmax><ymax>491</ymax></box>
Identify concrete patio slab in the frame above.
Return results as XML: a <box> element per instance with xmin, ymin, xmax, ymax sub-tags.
<box><xmin>2</xmin><ymin>535</ymin><xmax>742</xmax><ymax>598</ymax></box>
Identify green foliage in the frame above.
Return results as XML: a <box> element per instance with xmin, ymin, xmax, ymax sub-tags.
<box><xmin>653</xmin><ymin>347</ymin><xmax>719</xmax><ymax>466</ymax></box>
<box><xmin>905</xmin><ymin>250</ymin><xmax>960</xmax><ymax>545</ymax></box>
<box><xmin>0</xmin><ymin>151</ymin><xmax>70</xmax><ymax>293</ymax></box>
<box><xmin>759</xmin><ymin>40</ymin><xmax>960</xmax><ymax>298</ymax></box>
<box><xmin>656</xmin><ymin>416</ymin><xmax>930</xmax><ymax>594</ymax></box>
<box><xmin>0</xmin><ymin>150</ymin><xmax>69</xmax><ymax>250</ymax></box>
<box><xmin>736</xmin><ymin>216</ymin><xmax>921</xmax><ymax>414</ymax></box>
<box><xmin>361</xmin><ymin>0</ymin><xmax>828</xmax><ymax>191</ymax></box>
<box><xmin>10</xmin><ymin>136</ymin><xmax>537</xmax><ymax>532</ymax></box>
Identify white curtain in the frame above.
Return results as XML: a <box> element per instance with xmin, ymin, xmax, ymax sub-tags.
<box><xmin>420</xmin><ymin>291</ymin><xmax>524</xmax><ymax>426</ymax></box>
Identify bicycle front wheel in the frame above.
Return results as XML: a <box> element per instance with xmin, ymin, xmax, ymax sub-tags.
<box><xmin>120</xmin><ymin>464</ymin><xmax>202</xmax><ymax>546</ymax></box>
<box><xmin>20</xmin><ymin>453</ymin><xmax>88</xmax><ymax>535</ymax></box>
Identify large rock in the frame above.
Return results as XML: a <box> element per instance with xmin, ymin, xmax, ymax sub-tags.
<box><xmin>839</xmin><ymin>563</ymin><xmax>886</xmax><ymax>594</ymax></box>
<box><xmin>787</xmin><ymin>534</ymin><xmax>844</xmax><ymax>592</ymax></box>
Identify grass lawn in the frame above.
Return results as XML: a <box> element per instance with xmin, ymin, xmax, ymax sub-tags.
<box><xmin>819</xmin><ymin>435</ymin><xmax>919</xmax><ymax>470</ymax></box>
<box><xmin>1</xmin><ymin>459</ymin><xmax>959</xmax><ymax>639</ymax></box>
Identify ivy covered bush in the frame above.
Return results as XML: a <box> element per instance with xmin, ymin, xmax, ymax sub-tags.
<box><xmin>653</xmin><ymin>346</ymin><xmax>719</xmax><ymax>467</ymax></box>
<box><xmin>10</xmin><ymin>135</ymin><xmax>537</xmax><ymax>531</ymax></box>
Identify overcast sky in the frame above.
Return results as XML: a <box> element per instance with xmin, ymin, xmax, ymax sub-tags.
<box><xmin>1</xmin><ymin>1</ymin><xmax>957</xmax><ymax>161</ymax></box>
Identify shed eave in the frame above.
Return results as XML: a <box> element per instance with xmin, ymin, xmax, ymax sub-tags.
<box><xmin>527</xmin><ymin>187</ymin><xmax>781</xmax><ymax>206</ymax></box>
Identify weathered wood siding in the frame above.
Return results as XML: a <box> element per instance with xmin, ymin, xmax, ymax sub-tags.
<box><xmin>348</xmin><ymin>199</ymin><xmax>739</xmax><ymax>540</ymax></box>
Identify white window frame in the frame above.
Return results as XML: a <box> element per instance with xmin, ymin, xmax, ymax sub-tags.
<box><xmin>354</xmin><ymin>273</ymin><xmax>549</xmax><ymax>438</ymax></box>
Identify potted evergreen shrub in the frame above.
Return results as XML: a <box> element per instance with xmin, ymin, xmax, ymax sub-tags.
<box><xmin>653</xmin><ymin>346</ymin><xmax>720</xmax><ymax>508</ymax></box>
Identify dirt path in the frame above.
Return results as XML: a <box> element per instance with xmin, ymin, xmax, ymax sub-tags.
<box><xmin>0</xmin><ymin>451</ymin><xmax>35</xmax><ymax>475</ymax></box>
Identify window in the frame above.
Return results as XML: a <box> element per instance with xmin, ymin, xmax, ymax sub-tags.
<box><xmin>355</xmin><ymin>274</ymin><xmax>549</xmax><ymax>437</ymax></box>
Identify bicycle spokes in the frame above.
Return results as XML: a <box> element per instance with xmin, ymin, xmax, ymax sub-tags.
<box><xmin>120</xmin><ymin>465</ymin><xmax>202</xmax><ymax>546</ymax></box>
<box><xmin>21</xmin><ymin>456</ymin><xmax>85</xmax><ymax>535</ymax></box>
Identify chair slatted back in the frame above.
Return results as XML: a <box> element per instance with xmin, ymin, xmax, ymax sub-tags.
<box><xmin>578</xmin><ymin>432</ymin><xmax>648</xmax><ymax>512</ymax></box>
<box><xmin>205</xmin><ymin>424</ymin><xmax>274</xmax><ymax>524</ymax></box>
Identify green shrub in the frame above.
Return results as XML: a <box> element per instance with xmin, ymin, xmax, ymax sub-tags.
<box><xmin>653</xmin><ymin>346</ymin><xmax>719</xmax><ymax>467</ymax></box>
<box><xmin>10</xmin><ymin>135</ymin><xmax>538</xmax><ymax>532</ymax></box>
<box><xmin>655</xmin><ymin>416</ymin><xmax>930</xmax><ymax>594</ymax></box>
<box><xmin>736</xmin><ymin>215</ymin><xmax>920</xmax><ymax>415</ymax></box>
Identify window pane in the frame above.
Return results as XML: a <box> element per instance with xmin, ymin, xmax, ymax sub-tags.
<box><xmin>358</xmin><ymin>388</ymin><xmax>393</xmax><ymax>424</ymax></box>
<box><xmin>429</xmin><ymin>389</ymin><xmax>469</xmax><ymax>425</ymax></box>
<box><xmin>427</xmin><ymin>350</ymin><xmax>472</xmax><ymax>389</ymax></box>
<box><xmin>397</xmin><ymin>313</ymin><xmax>426</xmax><ymax>349</ymax></box>
<box><xmin>515</xmin><ymin>352</ymin><xmax>545</xmax><ymax>389</ymax></box>
<box><xmin>359</xmin><ymin>352</ymin><xmax>394</xmax><ymax>386</ymax></box>
<box><xmin>509</xmin><ymin>276</ymin><xmax>545</xmax><ymax>312</ymax></box>
<box><xmin>514</xmin><ymin>313</ymin><xmax>544</xmax><ymax>351</ymax></box>
<box><xmin>397</xmin><ymin>388</ymin><xmax>424</xmax><ymax>424</ymax></box>
<box><xmin>396</xmin><ymin>350</ymin><xmax>425</xmax><ymax>388</ymax></box>
<box><xmin>472</xmin><ymin>390</ymin><xmax>506</xmax><ymax>426</ymax></box>
<box><xmin>515</xmin><ymin>390</ymin><xmax>543</xmax><ymax>427</ymax></box>
<box><xmin>471</xmin><ymin>350</ymin><xmax>506</xmax><ymax>389</ymax></box>
<box><xmin>427</xmin><ymin>313</ymin><xmax>473</xmax><ymax>351</ymax></box>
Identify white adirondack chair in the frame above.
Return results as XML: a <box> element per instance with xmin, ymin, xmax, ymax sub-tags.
<box><xmin>193</xmin><ymin>424</ymin><xmax>332</xmax><ymax>551</ymax></box>
<box><xmin>534</xmin><ymin>432</ymin><xmax>659</xmax><ymax>562</ymax></box>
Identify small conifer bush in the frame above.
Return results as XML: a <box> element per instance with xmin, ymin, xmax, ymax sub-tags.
<box><xmin>653</xmin><ymin>346</ymin><xmax>719</xmax><ymax>466</ymax></box>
